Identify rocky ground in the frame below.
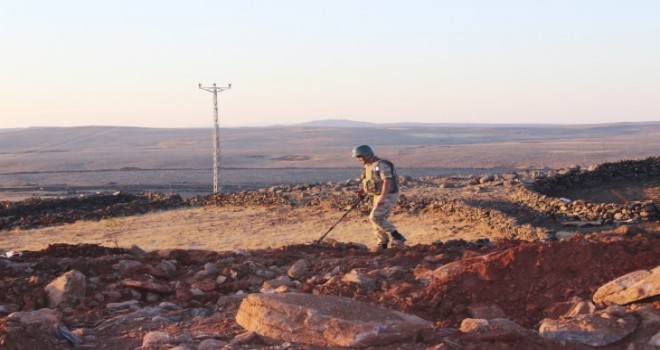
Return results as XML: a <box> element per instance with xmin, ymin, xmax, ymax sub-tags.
<box><xmin>0</xmin><ymin>158</ymin><xmax>659</xmax><ymax>349</ymax></box>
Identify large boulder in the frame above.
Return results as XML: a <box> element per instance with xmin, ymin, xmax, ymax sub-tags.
<box><xmin>236</xmin><ymin>293</ymin><xmax>431</xmax><ymax>348</ymax></box>
<box><xmin>287</xmin><ymin>259</ymin><xmax>309</xmax><ymax>279</ymax></box>
<box><xmin>593</xmin><ymin>266</ymin><xmax>660</xmax><ymax>305</ymax></box>
<box><xmin>44</xmin><ymin>270</ymin><xmax>86</xmax><ymax>309</ymax></box>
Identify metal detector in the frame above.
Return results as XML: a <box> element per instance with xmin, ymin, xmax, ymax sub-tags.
<box><xmin>316</xmin><ymin>195</ymin><xmax>365</xmax><ymax>244</ymax></box>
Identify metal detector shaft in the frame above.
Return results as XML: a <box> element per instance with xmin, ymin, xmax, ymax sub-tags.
<box><xmin>317</xmin><ymin>196</ymin><xmax>365</xmax><ymax>244</ymax></box>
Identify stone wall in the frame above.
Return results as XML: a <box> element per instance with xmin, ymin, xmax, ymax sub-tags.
<box><xmin>517</xmin><ymin>157</ymin><xmax>659</xmax><ymax>223</ymax></box>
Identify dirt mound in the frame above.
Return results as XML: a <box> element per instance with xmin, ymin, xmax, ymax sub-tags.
<box><xmin>415</xmin><ymin>234</ymin><xmax>659</xmax><ymax>327</ymax></box>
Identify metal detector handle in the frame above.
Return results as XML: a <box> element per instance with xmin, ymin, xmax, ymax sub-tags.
<box><xmin>316</xmin><ymin>195</ymin><xmax>365</xmax><ymax>244</ymax></box>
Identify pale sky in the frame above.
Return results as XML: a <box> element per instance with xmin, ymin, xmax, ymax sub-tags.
<box><xmin>1</xmin><ymin>0</ymin><xmax>659</xmax><ymax>128</ymax></box>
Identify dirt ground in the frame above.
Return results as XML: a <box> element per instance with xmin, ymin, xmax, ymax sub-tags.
<box><xmin>0</xmin><ymin>169</ymin><xmax>658</xmax><ymax>349</ymax></box>
<box><xmin>2</xmin><ymin>170</ymin><xmax>657</xmax><ymax>254</ymax></box>
<box><xmin>0</xmin><ymin>182</ymin><xmax>554</xmax><ymax>253</ymax></box>
<box><xmin>0</xmin><ymin>204</ymin><xmax>494</xmax><ymax>254</ymax></box>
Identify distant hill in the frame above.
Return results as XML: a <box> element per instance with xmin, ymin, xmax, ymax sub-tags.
<box><xmin>291</xmin><ymin>119</ymin><xmax>660</xmax><ymax>128</ymax></box>
<box><xmin>293</xmin><ymin>119</ymin><xmax>376</xmax><ymax>127</ymax></box>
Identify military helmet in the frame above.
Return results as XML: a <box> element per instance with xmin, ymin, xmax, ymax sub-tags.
<box><xmin>352</xmin><ymin>144</ymin><xmax>375</xmax><ymax>158</ymax></box>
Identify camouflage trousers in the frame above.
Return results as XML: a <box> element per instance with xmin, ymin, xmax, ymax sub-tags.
<box><xmin>369</xmin><ymin>192</ymin><xmax>400</xmax><ymax>245</ymax></box>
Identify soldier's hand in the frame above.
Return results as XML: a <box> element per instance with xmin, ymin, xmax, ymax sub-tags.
<box><xmin>355</xmin><ymin>189</ymin><xmax>366</xmax><ymax>198</ymax></box>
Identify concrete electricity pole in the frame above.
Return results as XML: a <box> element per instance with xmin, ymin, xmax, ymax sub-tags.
<box><xmin>199</xmin><ymin>82</ymin><xmax>231</xmax><ymax>194</ymax></box>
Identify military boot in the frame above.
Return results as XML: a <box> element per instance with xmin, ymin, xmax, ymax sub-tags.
<box><xmin>390</xmin><ymin>231</ymin><xmax>407</xmax><ymax>247</ymax></box>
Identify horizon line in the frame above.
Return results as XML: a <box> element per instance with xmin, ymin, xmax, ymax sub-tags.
<box><xmin>2</xmin><ymin>119</ymin><xmax>659</xmax><ymax>130</ymax></box>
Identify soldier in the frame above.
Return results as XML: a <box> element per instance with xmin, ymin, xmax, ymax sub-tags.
<box><xmin>352</xmin><ymin>145</ymin><xmax>407</xmax><ymax>251</ymax></box>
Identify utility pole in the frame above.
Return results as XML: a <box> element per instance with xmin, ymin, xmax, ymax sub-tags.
<box><xmin>199</xmin><ymin>82</ymin><xmax>231</xmax><ymax>194</ymax></box>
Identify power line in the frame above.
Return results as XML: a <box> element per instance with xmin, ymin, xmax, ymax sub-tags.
<box><xmin>0</xmin><ymin>126</ymin><xmax>116</xmax><ymax>161</ymax></box>
<box><xmin>198</xmin><ymin>82</ymin><xmax>231</xmax><ymax>194</ymax></box>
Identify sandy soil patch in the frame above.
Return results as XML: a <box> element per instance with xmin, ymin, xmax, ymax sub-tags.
<box><xmin>0</xmin><ymin>204</ymin><xmax>493</xmax><ymax>253</ymax></box>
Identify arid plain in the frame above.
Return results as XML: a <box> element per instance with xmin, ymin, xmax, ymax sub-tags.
<box><xmin>1</xmin><ymin>122</ymin><xmax>658</xmax><ymax>200</ymax></box>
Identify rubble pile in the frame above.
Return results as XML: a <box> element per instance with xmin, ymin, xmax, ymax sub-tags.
<box><xmin>1</xmin><ymin>230</ymin><xmax>658</xmax><ymax>349</ymax></box>
<box><xmin>0</xmin><ymin>192</ymin><xmax>184</xmax><ymax>231</ymax></box>
<box><xmin>187</xmin><ymin>190</ymin><xmax>295</xmax><ymax>208</ymax></box>
<box><xmin>516</xmin><ymin>157</ymin><xmax>659</xmax><ymax>224</ymax></box>
<box><xmin>419</xmin><ymin>195</ymin><xmax>553</xmax><ymax>241</ymax></box>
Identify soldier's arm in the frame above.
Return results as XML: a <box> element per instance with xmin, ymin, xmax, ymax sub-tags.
<box><xmin>376</xmin><ymin>162</ymin><xmax>393</xmax><ymax>205</ymax></box>
<box><xmin>380</xmin><ymin>178</ymin><xmax>392</xmax><ymax>196</ymax></box>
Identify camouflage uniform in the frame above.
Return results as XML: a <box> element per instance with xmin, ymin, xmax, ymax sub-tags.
<box><xmin>360</xmin><ymin>158</ymin><xmax>400</xmax><ymax>246</ymax></box>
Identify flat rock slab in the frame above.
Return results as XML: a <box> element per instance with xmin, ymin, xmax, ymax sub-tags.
<box><xmin>236</xmin><ymin>292</ymin><xmax>431</xmax><ymax>348</ymax></box>
<box><xmin>119</xmin><ymin>279</ymin><xmax>173</xmax><ymax>294</ymax></box>
<box><xmin>539</xmin><ymin>311</ymin><xmax>639</xmax><ymax>347</ymax></box>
